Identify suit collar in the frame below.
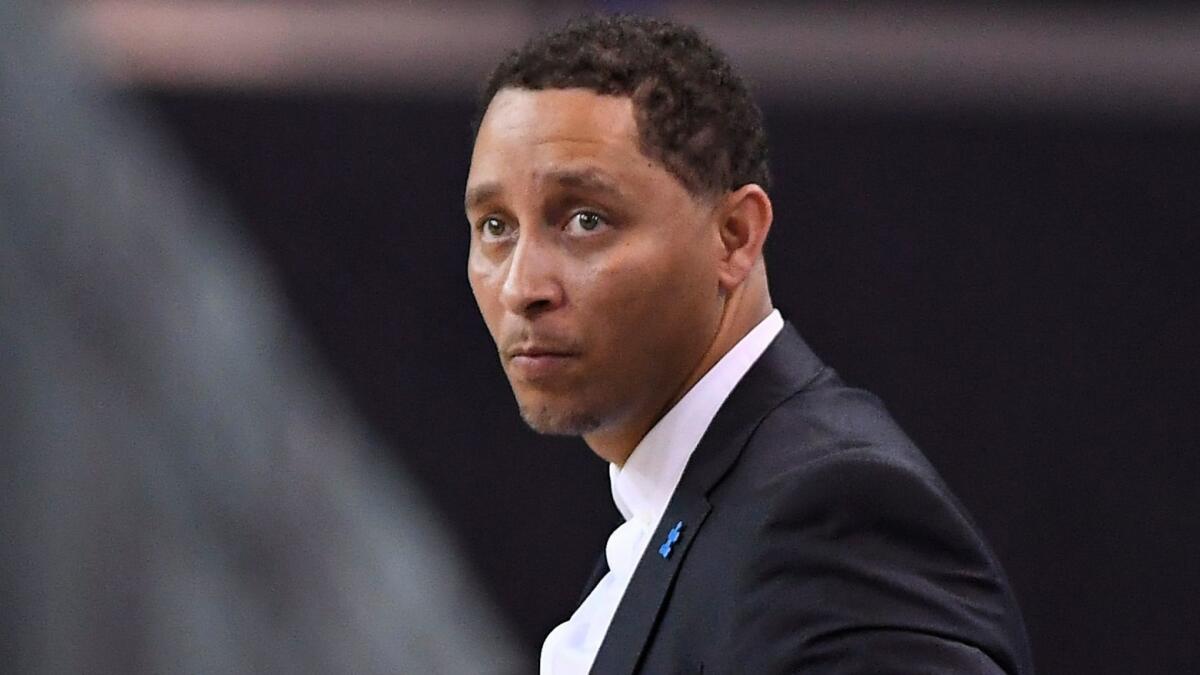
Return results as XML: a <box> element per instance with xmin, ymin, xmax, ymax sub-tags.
<box><xmin>671</xmin><ymin>322</ymin><xmax>824</xmax><ymax>498</ymax></box>
<box><xmin>590</xmin><ymin>322</ymin><xmax>825</xmax><ymax>674</ymax></box>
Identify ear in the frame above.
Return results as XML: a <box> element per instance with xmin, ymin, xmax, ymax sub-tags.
<box><xmin>715</xmin><ymin>184</ymin><xmax>773</xmax><ymax>291</ymax></box>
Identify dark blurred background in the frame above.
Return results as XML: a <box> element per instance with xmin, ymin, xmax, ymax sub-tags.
<box><xmin>62</xmin><ymin>1</ymin><xmax>1200</xmax><ymax>672</ymax></box>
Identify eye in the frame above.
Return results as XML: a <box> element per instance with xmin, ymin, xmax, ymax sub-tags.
<box><xmin>479</xmin><ymin>216</ymin><xmax>512</xmax><ymax>240</ymax></box>
<box><xmin>565</xmin><ymin>211</ymin><xmax>608</xmax><ymax>235</ymax></box>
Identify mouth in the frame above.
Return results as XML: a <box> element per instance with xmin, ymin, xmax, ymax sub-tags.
<box><xmin>505</xmin><ymin>345</ymin><xmax>581</xmax><ymax>380</ymax></box>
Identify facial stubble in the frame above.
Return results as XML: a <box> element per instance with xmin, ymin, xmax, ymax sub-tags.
<box><xmin>516</xmin><ymin>396</ymin><xmax>604</xmax><ymax>437</ymax></box>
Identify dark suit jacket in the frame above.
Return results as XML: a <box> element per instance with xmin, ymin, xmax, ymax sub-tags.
<box><xmin>585</xmin><ymin>323</ymin><xmax>1034</xmax><ymax>674</ymax></box>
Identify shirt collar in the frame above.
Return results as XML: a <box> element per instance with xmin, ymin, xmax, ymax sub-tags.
<box><xmin>609</xmin><ymin>310</ymin><xmax>784</xmax><ymax>525</ymax></box>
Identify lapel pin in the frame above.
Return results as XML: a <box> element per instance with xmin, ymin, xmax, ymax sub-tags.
<box><xmin>658</xmin><ymin>520</ymin><xmax>685</xmax><ymax>559</ymax></box>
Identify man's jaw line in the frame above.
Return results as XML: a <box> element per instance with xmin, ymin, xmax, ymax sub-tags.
<box><xmin>582</xmin><ymin>282</ymin><xmax>774</xmax><ymax>467</ymax></box>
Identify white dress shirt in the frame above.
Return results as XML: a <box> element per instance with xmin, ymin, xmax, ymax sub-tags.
<box><xmin>540</xmin><ymin>310</ymin><xmax>784</xmax><ymax>675</ymax></box>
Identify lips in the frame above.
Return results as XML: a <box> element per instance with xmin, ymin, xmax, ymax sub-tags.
<box><xmin>505</xmin><ymin>344</ymin><xmax>581</xmax><ymax>380</ymax></box>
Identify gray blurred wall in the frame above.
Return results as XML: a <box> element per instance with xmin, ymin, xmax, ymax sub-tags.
<box><xmin>0</xmin><ymin>3</ymin><xmax>524</xmax><ymax>672</ymax></box>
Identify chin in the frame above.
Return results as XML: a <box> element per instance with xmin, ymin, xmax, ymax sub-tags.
<box><xmin>518</xmin><ymin>401</ymin><xmax>603</xmax><ymax>437</ymax></box>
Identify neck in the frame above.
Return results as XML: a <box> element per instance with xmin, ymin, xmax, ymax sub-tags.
<box><xmin>584</xmin><ymin>270</ymin><xmax>773</xmax><ymax>466</ymax></box>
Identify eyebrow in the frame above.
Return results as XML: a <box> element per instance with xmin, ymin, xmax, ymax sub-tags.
<box><xmin>464</xmin><ymin>182</ymin><xmax>502</xmax><ymax>213</ymax></box>
<box><xmin>464</xmin><ymin>167</ymin><xmax>626</xmax><ymax>213</ymax></box>
<box><xmin>546</xmin><ymin>167</ymin><xmax>625</xmax><ymax>198</ymax></box>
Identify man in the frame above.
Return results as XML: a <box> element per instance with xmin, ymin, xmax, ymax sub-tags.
<box><xmin>465</xmin><ymin>14</ymin><xmax>1033</xmax><ymax>674</ymax></box>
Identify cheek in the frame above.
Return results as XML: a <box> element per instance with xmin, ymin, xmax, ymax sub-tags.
<box><xmin>579</xmin><ymin>233</ymin><xmax>717</xmax><ymax>332</ymax></box>
<box><xmin>467</xmin><ymin>254</ymin><xmax>503</xmax><ymax>333</ymax></box>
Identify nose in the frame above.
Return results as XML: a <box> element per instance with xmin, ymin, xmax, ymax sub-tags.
<box><xmin>500</xmin><ymin>233</ymin><xmax>564</xmax><ymax>317</ymax></box>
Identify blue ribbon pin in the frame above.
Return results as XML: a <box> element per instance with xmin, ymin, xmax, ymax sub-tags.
<box><xmin>658</xmin><ymin>520</ymin><xmax>685</xmax><ymax>559</ymax></box>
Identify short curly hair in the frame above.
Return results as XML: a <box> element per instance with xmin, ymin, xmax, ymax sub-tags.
<box><xmin>475</xmin><ymin>14</ymin><xmax>770</xmax><ymax>196</ymax></box>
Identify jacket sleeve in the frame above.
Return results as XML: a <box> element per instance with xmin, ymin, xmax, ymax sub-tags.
<box><xmin>730</xmin><ymin>448</ymin><xmax>1029</xmax><ymax>674</ymax></box>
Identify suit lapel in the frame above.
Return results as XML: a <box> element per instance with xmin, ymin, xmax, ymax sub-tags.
<box><xmin>590</xmin><ymin>323</ymin><xmax>825</xmax><ymax>674</ymax></box>
<box><xmin>589</xmin><ymin>492</ymin><xmax>711</xmax><ymax>675</ymax></box>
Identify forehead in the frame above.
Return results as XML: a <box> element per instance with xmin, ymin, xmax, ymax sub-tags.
<box><xmin>468</xmin><ymin>88</ymin><xmax>645</xmax><ymax>189</ymax></box>
<box><xmin>476</xmin><ymin>88</ymin><xmax>638</xmax><ymax>151</ymax></box>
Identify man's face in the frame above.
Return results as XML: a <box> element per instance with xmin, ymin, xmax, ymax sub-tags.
<box><xmin>466</xmin><ymin>88</ymin><xmax>724</xmax><ymax>440</ymax></box>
